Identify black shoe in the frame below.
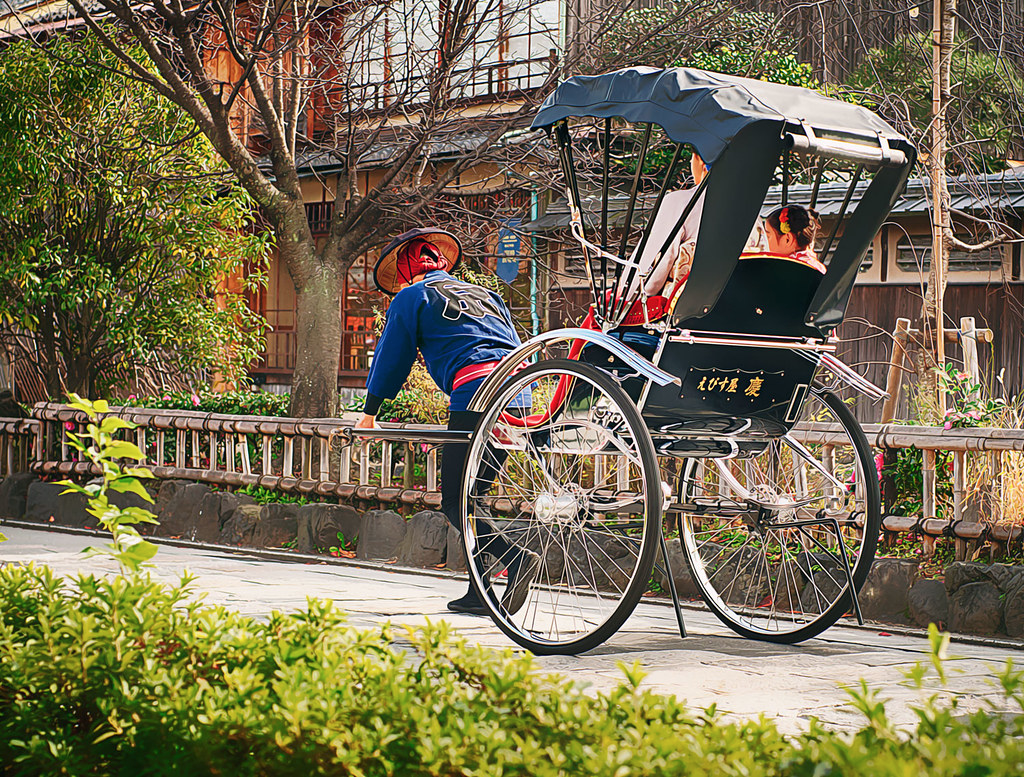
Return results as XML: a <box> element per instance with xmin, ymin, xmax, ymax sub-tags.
<box><xmin>447</xmin><ymin>589</ymin><xmax>490</xmax><ymax>617</ymax></box>
<box><xmin>501</xmin><ymin>549</ymin><xmax>540</xmax><ymax>615</ymax></box>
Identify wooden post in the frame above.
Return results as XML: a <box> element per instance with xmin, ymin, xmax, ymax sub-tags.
<box><xmin>283</xmin><ymin>436</ymin><xmax>294</xmax><ymax>477</ymax></box>
<box><xmin>426</xmin><ymin>447</ymin><xmax>438</xmax><ymax>492</ymax></box>
<box><xmin>339</xmin><ymin>439</ymin><xmax>351</xmax><ymax>484</ymax></box>
<box><xmin>239</xmin><ymin>435</ymin><xmax>251</xmax><ymax>475</ymax></box>
<box><xmin>880</xmin><ymin>317</ymin><xmax>911</xmax><ymax>423</ymax></box>
<box><xmin>960</xmin><ymin>316</ymin><xmax>980</xmax><ymax>391</ymax></box>
<box><xmin>881</xmin><ymin>447</ymin><xmax>898</xmax><ymax>516</ymax></box>
<box><xmin>404</xmin><ymin>443</ymin><xmax>414</xmax><ymax>490</ymax></box>
<box><xmin>927</xmin><ymin>0</ymin><xmax>956</xmax><ymax>416</ymax></box>
<box><xmin>923</xmin><ymin>448</ymin><xmax>937</xmax><ymax>519</ymax></box>
<box><xmin>952</xmin><ymin>450</ymin><xmax>964</xmax><ymax>523</ymax></box>
<box><xmin>381</xmin><ymin>441</ymin><xmax>392</xmax><ymax>488</ymax></box>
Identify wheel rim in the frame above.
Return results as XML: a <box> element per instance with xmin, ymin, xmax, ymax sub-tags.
<box><xmin>462</xmin><ymin>361</ymin><xmax>659</xmax><ymax>652</ymax></box>
<box><xmin>678</xmin><ymin>390</ymin><xmax>879</xmax><ymax>640</ymax></box>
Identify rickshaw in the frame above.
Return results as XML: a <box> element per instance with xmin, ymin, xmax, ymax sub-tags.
<box><xmin>459</xmin><ymin>67</ymin><xmax>915</xmax><ymax>656</ymax></box>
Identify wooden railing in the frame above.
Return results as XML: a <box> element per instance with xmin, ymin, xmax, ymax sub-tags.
<box><xmin>28</xmin><ymin>403</ymin><xmax>447</xmax><ymax>509</ymax></box>
<box><xmin>0</xmin><ymin>418</ymin><xmax>38</xmax><ymax>478</ymax></box>
<box><xmin>3</xmin><ymin>403</ymin><xmax>1023</xmax><ymax>559</ymax></box>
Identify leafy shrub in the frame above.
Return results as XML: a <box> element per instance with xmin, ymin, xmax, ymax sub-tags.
<box><xmin>235</xmin><ymin>484</ymin><xmax>316</xmax><ymax>506</ymax></box>
<box><xmin>118</xmin><ymin>390</ymin><xmax>291</xmax><ymax>417</ymax></box>
<box><xmin>883</xmin><ymin>445</ymin><xmax>954</xmax><ymax>519</ymax></box>
<box><xmin>1</xmin><ymin>565</ymin><xmax>1024</xmax><ymax>775</ymax></box>
<box><xmin>937</xmin><ymin>363</ymin><xmax>1006</xmax><ymax>430</ymax></box>
<box><xmin>57</xmin><ymin>394</ymin><xmax>159</xmax><ymax>572</ymax></box>
<box><xmin>346</xmin><ymin>386</ymin><xmax>449</xmax><ymax>424</ymax></box>
<box><xmin>886</xmin><ymin>365</ymin><xmax>1013</xmax><ymax>523</ymax></box>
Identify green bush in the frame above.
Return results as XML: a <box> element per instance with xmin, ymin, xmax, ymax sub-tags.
<box><xmin>235</xmin><ymin>484</ymin><xmax>316</xmax><ymax>506</ymax></box>
<box><xmin>345</xmin><ymin>386</ymin><xmax>449</xmax><ymax>424</ymax></box>
<box><xmin>1</xmin><ymin>565</ymin><xmax>1023</xmax><ymax>776</ymax></box>
<box><xmin>118</xmin><ymin>390</ymin><xmax>291</xmax><ymax>417</ymax></box>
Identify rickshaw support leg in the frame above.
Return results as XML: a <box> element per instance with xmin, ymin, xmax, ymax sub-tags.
<box><xmin>790</xmin><ymin>515</ymin><xmax>866</xmax><ymax>626</ymax></box>
<box><xmin>658</xmin><ymin>530</ymin><xmax>687</xmax><ymax>639</ymax></box>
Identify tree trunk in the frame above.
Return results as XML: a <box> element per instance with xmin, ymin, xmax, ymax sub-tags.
<box><xmin>288</xmin><ymin>264</ymin><xmax>343</xmax><ymax>418</ymax></box>
<box><xmin>38</xmin><ymin>310</ymin><xmax>62</xmax><ymax>400</ymax></box>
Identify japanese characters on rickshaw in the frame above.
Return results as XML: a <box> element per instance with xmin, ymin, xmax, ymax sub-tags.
<box><xmin>459</xmin><ymin>67</ymin><xmax>916</xmax><ymax>656</ymax></box>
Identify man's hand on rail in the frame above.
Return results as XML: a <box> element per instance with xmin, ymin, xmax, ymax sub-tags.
<box><xmin>355</xmin><ymin>414</ymin><xmax>376</xmax><ymax>429</ymax></box>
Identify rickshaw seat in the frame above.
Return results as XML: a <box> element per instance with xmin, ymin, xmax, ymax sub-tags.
<box><xmin>673</xmin><ymin>253</ymin><xmax>825</xmax><ymax>339</ymax></box>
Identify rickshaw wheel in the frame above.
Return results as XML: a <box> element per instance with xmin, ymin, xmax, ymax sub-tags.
<box><xmin>677</xmin><ymin>388</ymin><xmax>881</xmax><ymax>643</ymax></box>
<box><xmin>461</xmin><ymin>359</ymin><xmax>661</xmax><ymax>655</ymax></box>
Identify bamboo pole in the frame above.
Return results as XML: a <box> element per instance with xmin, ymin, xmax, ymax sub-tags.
<box><xmin>927</xmin><ymin>0</ymin><xmax>956</xmax><ymax>415</ymax></box>
<box><xmin>880</xmin><ymin>317</ymin><xmax>911</xmax><ymax>423</ymax></box>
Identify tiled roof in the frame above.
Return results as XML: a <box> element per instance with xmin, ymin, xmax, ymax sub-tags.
<box><xmin>524</xmin><ymin>167</ymin><xmax>1024</xmax><ymax>232</ymax></box>
<box><xmin>0</xmin><ymin>0</ymin><xmax>102</xmax><ymax>34</ymax></box>
<box><xmin>762</xmin><ymin>166</ymin><xmax>1024</xmax><ymax>216</ymax></box>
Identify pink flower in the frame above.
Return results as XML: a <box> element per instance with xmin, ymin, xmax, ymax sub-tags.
<box><xmin>968</xmin><ymin>410</ymin><xmax>981</xmax><ymax>420</ymax></box>
<box><xmin>943</xmin><ymin>420</ymin><xmax>953</xmax><ymax>430</ymax></box>
<box><xmin>127</xmin><ymin>393</ymin><xmax>137</xmax><ymax>400</ymax></box>
<box><xmin>64</xmin><ymin>421</ymin><xmax>75</xmax><ymax>431</ymax></box>
<box><xmin>956</xmin><ymin>371</ymin><xmax>969</xmax><ymax>381</ymax></box>
<box><xmin>163</xmin><ymin>395</ymin><xmax>171</xmax><ymax>400</ymax></box>
<box><xmin>191</xmin><ymin>394</ymin><xmax>201</xmax><ymax>406</ymax></box>
<box><xmin>874</xmin><ymin>453</ymin><xmax>885</xmax><ymax>479</ymax></box>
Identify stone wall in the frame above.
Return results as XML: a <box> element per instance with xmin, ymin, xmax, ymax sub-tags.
<box><xmin>653</xmin><ymin>537</ymin><xmax>1023</xmax><ymax>641</ymax></box>
<box><xmin>0</xmin><ymin>474</ymin><xmax>461</xmax><ymax>572</ymax></box>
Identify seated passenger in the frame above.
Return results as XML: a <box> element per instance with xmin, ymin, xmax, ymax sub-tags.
<box><xmin>759</xmin><ymin>204</ymin><xmax>825</xmax><ymax>273</ymax></box>
<box><xmin>641</xmin><ymin>152</ymin><xmax>708</xmax><ymax>297</ymax></box>
<box><xmin>641</xmin><ymin>153</ymin><xmax>769</xmax><ymax>299</ymax></box>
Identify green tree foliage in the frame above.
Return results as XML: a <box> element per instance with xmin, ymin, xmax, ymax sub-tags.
<box><xmin>846</xmin><ymin>33</ymin><xmax>1024</xmax><ymax>172</ymax></box>
<box><xmin>594</xmin><ymin>3</ymin><xmax>822</xmax><ymax>184</ymax></box>
<box><xmin>0</xmin><ymin>36</ymin><xmax>271</xmax><ymax>398</ymax></box>
<box><xmin>683</xmin><ymin>45</ymin><xmax>818</xmax><ymax>89</ymax></box>
<box><xmin>594</xmin><ymin>1</ymin><xmax>789</xmax><ymax>73</ymax></box>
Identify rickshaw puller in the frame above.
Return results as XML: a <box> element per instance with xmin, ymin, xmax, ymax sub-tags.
<box><xmin>356</xmin><ymin>227</ymin><xmax>540</xmax><ymax>617</ymax></box>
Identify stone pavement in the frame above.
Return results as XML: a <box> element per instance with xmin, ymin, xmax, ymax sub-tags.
<box><xmin>2</xmin><ymin>524</ymin><xmax>1020</xmax><ymax>734</ymax></box>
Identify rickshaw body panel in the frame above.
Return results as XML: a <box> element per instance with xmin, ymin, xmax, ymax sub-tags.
<box><xmin>581</xmin><ymin>336</ymin><xmax>819</xmax><ymax>445</ymax></box>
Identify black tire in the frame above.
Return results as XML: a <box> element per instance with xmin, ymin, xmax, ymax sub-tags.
<box><xmin>678</xmin><ymin>388</ymin><xmax>881</xmax><ymax>643</ymax></box>
<box><xmin>461</xmin><ymin>359</ymin><xmax>661</xmax><ymax>655</ymax></box>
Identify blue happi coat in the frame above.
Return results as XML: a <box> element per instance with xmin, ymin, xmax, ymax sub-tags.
<box><xmin>364</xmin><ymin>271</ymin><xmax>521</xmax><ymax>414</ymax></box>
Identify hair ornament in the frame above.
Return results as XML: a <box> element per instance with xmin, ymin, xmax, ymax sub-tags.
<box><xmin>778</xmin><ymin>207</ymin><xmax>792</xmax><ymax>234</ymax></box>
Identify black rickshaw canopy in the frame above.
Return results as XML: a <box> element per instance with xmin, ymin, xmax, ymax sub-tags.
<box><xmin>532</xmin><ymin>66</ymin><xmax>911</xmax><ymax>166</ymax></box>
<box><xmin>530</xmin><ymin>67</ymin><xmax>917</xmax><ymax>332</ymax></box>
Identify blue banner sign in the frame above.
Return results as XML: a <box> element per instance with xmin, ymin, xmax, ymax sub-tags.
<box><xmin>496</xmin><ymin>218</ymin><xmax>522</xmax><ymax>284</ymax></box>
